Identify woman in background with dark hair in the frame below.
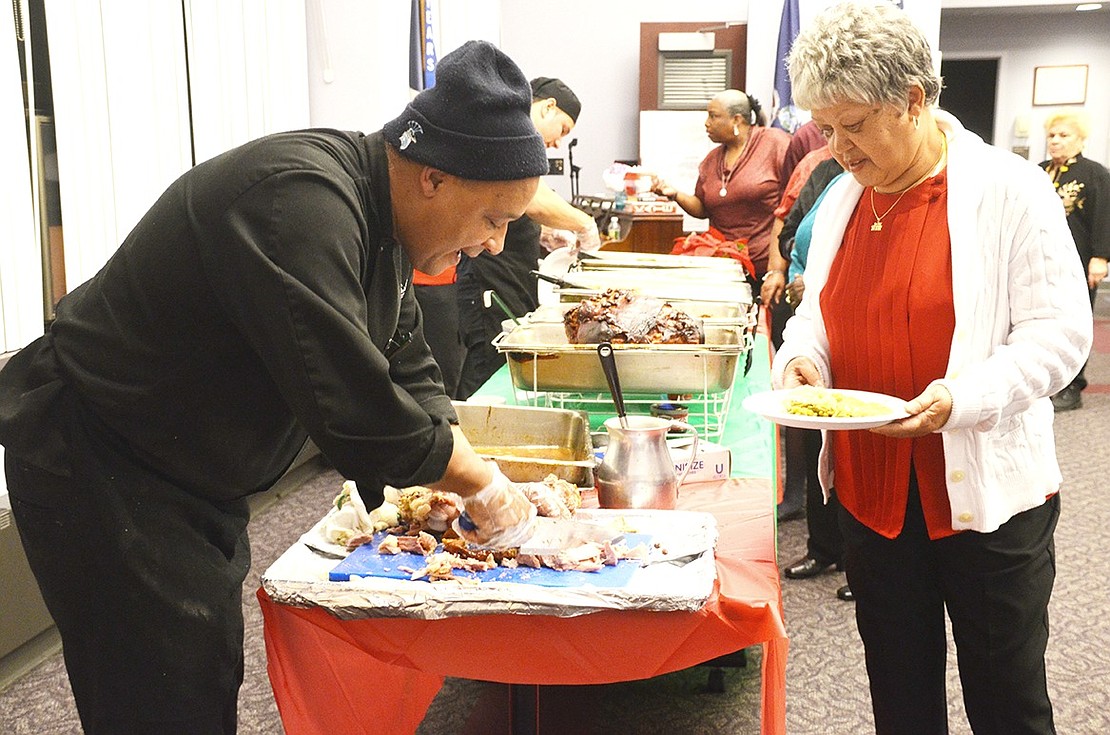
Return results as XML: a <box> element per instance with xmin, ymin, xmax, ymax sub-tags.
<box><xmin>651</xmin><ymin>89</ymin><xmax>790</xmax><ymax>279</ymax></box>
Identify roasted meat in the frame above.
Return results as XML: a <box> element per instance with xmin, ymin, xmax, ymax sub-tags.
<box><xmin>562</xmin><ymin>288</ymin><xmax>703</xmax><ymax>344</ymax></box>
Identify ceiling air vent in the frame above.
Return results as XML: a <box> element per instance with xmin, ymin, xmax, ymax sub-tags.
<box><xmin>658</xmin><ymin>51</ymin><xmax>732</xmax><ymax>110</ymax></box>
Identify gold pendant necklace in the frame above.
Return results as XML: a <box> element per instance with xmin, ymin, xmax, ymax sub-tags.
<box><xmin>870</xmin><ymin>187</ymin><xmax>914</xmax><ymax>232</ymax></box>
<box><xmin>870</xmin><ymin>135</ymin><xmax>948</xmax><ymax>232</ymax></box>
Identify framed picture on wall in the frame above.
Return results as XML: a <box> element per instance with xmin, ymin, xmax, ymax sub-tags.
<box><xmin>1032</xmin><ymin>65</ymin><xmax>1088</xmax><ymax>106</ymax></box>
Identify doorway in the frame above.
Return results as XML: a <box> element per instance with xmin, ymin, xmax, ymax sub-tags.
<box><xmin>939</xmin><ymin>57</ymin><xmax>999</xmax><ymax>145</ymax></box>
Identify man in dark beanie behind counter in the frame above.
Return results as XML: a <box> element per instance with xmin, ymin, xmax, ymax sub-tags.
<box><xmin>0</xmin><ymin>40</ymin><xmax>550</xmax><ymax>734</ymax></box>
<box><xmin>456</xmin><ymin>75</ymin><xmax>601</xmax><ymax>398</ymax></box>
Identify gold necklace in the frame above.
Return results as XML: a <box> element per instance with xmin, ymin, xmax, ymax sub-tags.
<box><xmin>869</xmin><ymin>135</ymin><xmax>947</xmax><ymax>232</ymax></box>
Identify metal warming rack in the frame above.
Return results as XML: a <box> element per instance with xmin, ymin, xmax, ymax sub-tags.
<box><xmin>492</xmin><ymin>305</ymin><xmax>758</xmax><ymax>439</ymax></box>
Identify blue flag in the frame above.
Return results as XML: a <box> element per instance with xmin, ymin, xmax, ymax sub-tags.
<box><xmin>771</xmin><ymin>0</ymin><xmax>801</xmax><ymax>132</ymax></box>
<box><xmin>409</xmin><ymin>0</ymin><xmax>437</xmax><ymax>95</ymax></box>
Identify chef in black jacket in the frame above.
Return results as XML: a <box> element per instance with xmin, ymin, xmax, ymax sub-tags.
<box><xmin>455</xmin><ymin>76</ymin><xmax>599</xmax><ymax>399</ymax></box>
<box><xmin>0</xmin><ymin>41</ymin><xmax>547</xmax><ymax>735</ymax></box>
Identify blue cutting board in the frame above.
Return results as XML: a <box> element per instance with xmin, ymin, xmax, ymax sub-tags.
<box><xmin>329</xmin><ymin>531</ymin><xmax>652</xmax><ymax>588</ymax></box>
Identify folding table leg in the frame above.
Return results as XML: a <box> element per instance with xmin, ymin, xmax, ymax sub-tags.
<box><xmin>507</xmin><ymin>683</ymin><xmax>539</xmax><ymax>735</ymax></box>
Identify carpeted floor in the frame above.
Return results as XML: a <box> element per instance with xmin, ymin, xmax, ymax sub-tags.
<box><xmin>1</xmin><ymin>290</ymin><xmax>1107</xmax><ymax>734</ymax></box>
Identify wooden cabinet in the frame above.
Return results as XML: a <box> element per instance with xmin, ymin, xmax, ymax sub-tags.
<box><xmin>602</xmin><ymin>211</ymin><xmax>687</xmax><ymax>255</ymax></box>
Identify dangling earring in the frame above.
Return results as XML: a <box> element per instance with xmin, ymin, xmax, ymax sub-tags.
<box><xmin>733</xmin><ymin>125</ymin><xmax>740</xmax><ymax>136</ymax></box>
<box><xmin>913</xmin><ymin>116</ymin><xmax>920</xmax><ymax>129</ymax></box>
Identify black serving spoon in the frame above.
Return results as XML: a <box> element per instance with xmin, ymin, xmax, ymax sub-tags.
<box><xmin>597</xmin><ymin>342</ymin><xmax>628</xmax><ymax>429</ymax></box>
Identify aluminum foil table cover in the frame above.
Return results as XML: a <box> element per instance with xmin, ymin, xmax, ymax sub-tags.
<box><xmin>261</xmin><ymin>508</ymin><xmax>718</xmax><ymax>620</ymax></box>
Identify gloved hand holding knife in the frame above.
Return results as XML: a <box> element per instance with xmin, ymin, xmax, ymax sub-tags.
<box><xmin>452</xmin><ymin>463</ymin><xmax>622</xmax><ymax>553</ymax></box>
<box><xmin>453</xmin><ymin>462</ymin><xmax>538</xmax><ymax>549</ymax></box>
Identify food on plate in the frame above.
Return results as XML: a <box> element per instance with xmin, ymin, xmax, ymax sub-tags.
<box><xmin>562</xmin><ymin>288</ymin><xmax>703</xmax><ymax>344</ymax></box>
<box><xmin>785</xmin><ymin>386</ymin><xmax>893</xmax><ymax>418</ymax></box>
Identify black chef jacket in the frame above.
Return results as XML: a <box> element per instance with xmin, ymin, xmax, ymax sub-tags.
<box><xmin>455</xmin><ymin>215</ymin><xmax>541</xmax><ymax>398</ymax></box>
<box><xmin>0</xmin><ymin>129</ymin><xmax>457</xmax><ymax>506</ymax></box>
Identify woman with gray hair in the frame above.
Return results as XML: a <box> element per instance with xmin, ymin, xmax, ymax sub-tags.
<box><xmin>651</xmin><ymin>89</ymin><xmax>790</xmax><ymax>278</ymax></box>
<box><xmin>772</xmin><ymin>2</ymin><xmax>1091</xmax><ymax>732</ymax></box>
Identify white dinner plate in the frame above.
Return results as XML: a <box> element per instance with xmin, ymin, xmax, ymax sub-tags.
<box><xmin>742</xmin><ymin>388</ymin><xmax>910</xmax><ymax>430</ymax></box>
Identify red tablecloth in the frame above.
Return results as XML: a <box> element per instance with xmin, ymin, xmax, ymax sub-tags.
<box><xmin>257</xmin><ymin>477</ymin><xmax>786</xmax><ymax>734</ymax></box>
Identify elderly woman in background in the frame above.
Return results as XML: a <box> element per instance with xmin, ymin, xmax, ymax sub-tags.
<box><xmin>774</xmin><ymin>2</ymin><xmax>1092</xmax><ymax>733</ymax></box>
<box><xmin>1039</xmin><ymin>110</ymin><xmax>1110</xmax><ymax>411</ymax></box>
<box><xmin>651</xmin><ymin>89</ymin><xmax>791</xmax><ymax>278</ymax></box>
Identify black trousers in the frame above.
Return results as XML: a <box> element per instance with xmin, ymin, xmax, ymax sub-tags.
<box><xmin>839</xmin><ymin>476</ymin><xmax>1058</xmax><ymax>734</ymax></box>
<box><xmin>780</xmin><ymin>426</ymin><xmax>807</xmax><ymax>514</ymax></box>
<box><xmin>6</xmin><ymin>446</ymin><xmax>250</xmax><ymax>735</ymax></box>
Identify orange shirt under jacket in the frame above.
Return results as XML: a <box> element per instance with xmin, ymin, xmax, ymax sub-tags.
<box><xmin>412</xmin><ymin>265</ymin><xmax>456</xmax><ymax>286</ymax></box>
<box><xmin>820</xmin><ymin>170</ymin><xmax>960</xmax><ymax>540</ymax></box>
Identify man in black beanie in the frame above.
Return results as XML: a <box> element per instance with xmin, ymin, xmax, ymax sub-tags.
<box><xmin>0</xmin><ymin>39</ymin><xmax>553</xmax><ymax>735</ymax></box>
<box><xmin>455</xmin><ymin>76</ymin><xmax>600</xmax><ymax>398</ymax></box>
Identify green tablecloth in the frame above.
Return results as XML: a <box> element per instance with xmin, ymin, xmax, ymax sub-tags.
<box><xmin>472</xmin><ymin>334</ymin><xmax>777</xmax><ymax>481</ymax></box>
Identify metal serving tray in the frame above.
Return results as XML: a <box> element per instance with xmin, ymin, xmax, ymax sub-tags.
<box><xmin>551</xmin><ymin>269</ymin><xmax>748</xmax><ymax>293</ymax></box>
<box><xmin>556</xmin><ymin>281</ymin><xmax>753</xmax><ymax>307</ymax></box>
<box><xmin>452</xmin><ymin>401</ymin><xmax>595</xmax><ymax>487</ymax></box>
<box><xmin>577</xmin><ymin>251</ymin><xmax>749</xmax><ymax>273</ymax></box>
<box><xmin>527</xmin><ymin>299</ymin><xmax>752</xmax><ymax>325</ymax></box>
<box><xmin>493</xmin><ymin>323</ymin><xmax>748</xmax><ymax>394</ymax></box>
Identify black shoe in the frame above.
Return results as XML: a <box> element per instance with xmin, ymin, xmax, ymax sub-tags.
<box><xmin>836</xmin><ymin>584</ymin><xmax>855</xmax><ymax>601</ymax></box>
<box><xmin>783</xmin><ymin>556</ymin><xmax>838</xmax><ymax>579</ymax></box>
<box><xmin>777</xmin><ymin>503</ymin><xmax>804</xmax><ymax>522</ymax></box>
<box><xmin>1051</xmin><ymin>385</ymin><xmax>1082</xmax><ymax>412</ymax></box>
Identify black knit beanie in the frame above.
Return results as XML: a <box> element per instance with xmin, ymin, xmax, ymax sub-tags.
<box><xmin>384</xmin><ymin>40</ymin><xmax>548</xmax><ymax>181</ymax></box>
<box><xmin>531</xmin><ymin>77</ymin><xmax>582</xmax><ymax>123</ymax></box>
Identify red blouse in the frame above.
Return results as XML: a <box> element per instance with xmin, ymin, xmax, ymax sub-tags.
<box><xmin>820</xmin><ymin>171</ymin><xmax>959</xmax><ymax>539</ymax></box>
<box><xmin>694</xmin><ymin>126</ymin><xmax>791</xmax><ymax>275</ymax></box>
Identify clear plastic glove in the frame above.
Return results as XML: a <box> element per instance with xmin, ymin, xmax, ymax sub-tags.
<box><xmin>519</xmin><ymin>482</ymin><xmax>574</xmax><ymax>518</ymax></box>
<box><xmin>423</xmin><ymin>492</ymin><xmax>462</xmax><ymax>532</ymax></box>
<box><xmin>574</xmin><ymin>219</ymin><xmax>602</xmax><ymax>254</ymax></box>
<box><xmin>539</xmin><ymin>226</ymin><xmax>577</xmax><ymax>253</ymax></box>
<box><xmin>452</xmin><ymin>464</ymin><xmax>537</xmax><ymax>549</ymax></box>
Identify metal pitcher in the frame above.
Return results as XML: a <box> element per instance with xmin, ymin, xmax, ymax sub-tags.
<box><xmin>596</xmin><ymin>415</ymin><xmax>699</xmax><ymax>510</ymax></box>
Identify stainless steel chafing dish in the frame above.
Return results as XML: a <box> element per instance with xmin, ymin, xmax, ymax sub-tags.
<box><xmin>452</xmin><ymin>401</ymin><xmax>595</xmax><ymax>486</ymax></box>
<box><xmin>575</xmin><ymin>251</ymin><xmax>749</xmax><ymax>273</ymax></box>
<box><xmin>527</xmin><ymin>299</ymin><xmax>754</xmax><ymax>326</ymax></box>
<box><xmin>493</xmin><ymin>322</ymin><xmax>749</xmax><ymax>394</ymax></box>
<box><xmin>549</xmin><ymin>268</ymin><xmax>748</xmax><ymax>293</ymax></box>
<box><xmin>555</xmin><ymin>281</ymin><xmax>753</xmax><ymax>307</ymax></box>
